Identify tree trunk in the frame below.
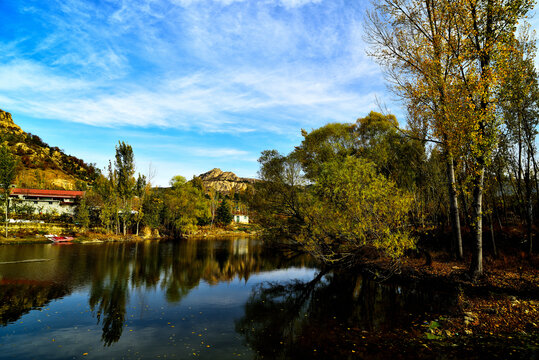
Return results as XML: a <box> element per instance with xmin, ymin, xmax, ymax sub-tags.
<box><xmin>497</xmin><ymin>167</ymin><xmax>508</xmax><ymax>222</ymax></box>
<box><xmin>469</xmin><ymin>166</ymin><xmax>485</xmax><ymax>279</ymax></box>
<box><xmin>446</xmin><ymin>158</ymin><xmax>463</xmax><ymax>259</ymax></box>
<box><xmin>136</xmin><ymin>221</ymin><xmax>140</xmax><ymax>236</ymax></box>
<box><xmin>4</xmin><ymin>198</ymin><xmax>7</xmax><ymax>238</ymax></box>
<box><xmin>525</xmin><ymin>168</ymin><xmax>533</xmax><ymax>255</ymax></box>
<box><xmin>489</xmin><ymin>212</ymin><xmax>497</xmax><ymax>258</ymax></box>
<box><xmin>459</xmin><ymin>179</ymin><xmax>471</xmax><ymax>229</ymax></box>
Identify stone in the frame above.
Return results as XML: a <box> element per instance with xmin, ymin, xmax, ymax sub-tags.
<box><xmin>198</xmin><ymin>168</ymin><xmax>257</xmax><ymax>194</ymax></box>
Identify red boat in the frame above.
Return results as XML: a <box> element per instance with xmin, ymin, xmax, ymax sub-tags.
<box><xmin>45</xmin><ymin>235</ymin><xmax>74</xmax><ymax>243</ymax></box>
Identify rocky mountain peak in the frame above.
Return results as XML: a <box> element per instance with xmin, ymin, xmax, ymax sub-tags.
<box><xmin>198</xmin><ymin>168</ymin><xmax>256</xmax><ymax>194</ymax></box>
<box><xmin>0</xmin><ymin>109</ymin><xmax>23</xmax><ymax>135</ymax></box>
<box><xmin>199</xmin><ymin>168</ymin><xmax>241</xmax><ymax>182</ymax></box>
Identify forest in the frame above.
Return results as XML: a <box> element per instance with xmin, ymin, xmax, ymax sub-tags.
<box><xmin>247</xmin><ymin>0</ymin><xmax>539</xmax><ymax>282</ymax></box>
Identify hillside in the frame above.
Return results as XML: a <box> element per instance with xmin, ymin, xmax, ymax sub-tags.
<box><xmin>0</xmin><ymin>109</ymin><xmax>99</xmax><ymax>190</ymax></box>
<box><xmin>198</xmin><ymin>168</ymin><xmax>256</xmax><ymax>194</ymax></box>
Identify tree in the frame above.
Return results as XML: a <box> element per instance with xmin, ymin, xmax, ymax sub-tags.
<box><xmin>366</xmin><ymin>0</ymin><xmax>533</xmax><ymax>278</ymax></box>
<box><xmin>208</xmin><ymin>188</ymin><xmax>219</xmax><ymax>229</ymax></box>
<box><xmin>163</xmin><ymin>175</ymin><xmax>209</xmax><ymax>236</ymax></box>
<box><xmin>251</xmin><ymin>145</ymin><xmax>415</xmax><ymax>265</ymax></box>
<box><xmin>216</xmin><ymin>199</ymin><xmax>233</xmax><ymax>226</ymax></box>
<box><xmin>133</xmin><ymin>174</ymin><xmax>147</xmax><ymax>236</ymax></box>
<box><xmin>75</xmin><ymin>197</ymin><xmax>90</xmax><ymax>232</ymax></box>
<box><xmin>299</xmin><ymin>156</ymin><xmax>415</xmax><ymax>264</ymax></box>
<box><xmin>249</xmin><ymin>150</ymin><xmax>307</xmax><ymax>243</ymax></box>
<box><xmin>0</xmin><ymin>145</ymin><xmax>17</xmax><ymax>238</ymax></box>
<box><xmin>115</xmin><ymin>141</ymin><xmax>135</xmax><ymax>235</ymax></box>
<box><xmin>293</xmin><ymin>122</ymin><xmax>356</xmax><ymax>181</ymax></box>
<box><xmin>498</xmin><ymin>25</ymin><xmax>539</xmax><ymax>255</ymax></box>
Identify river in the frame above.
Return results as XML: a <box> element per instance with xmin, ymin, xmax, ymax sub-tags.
<box><xmin>0</xmin><ymin>238</ymin><xmax>459</xmax><ymax>359</ymax></box>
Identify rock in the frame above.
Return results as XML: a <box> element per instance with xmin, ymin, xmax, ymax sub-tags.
<box><xmin>198</xmin><ymin>168</ymin><xmax>257</xmax><ymax>194</ymax></box>
<box><xmin>0</xmin><ymin>109</ymin><xmax>24</xmax><ymax>135</ymax></box>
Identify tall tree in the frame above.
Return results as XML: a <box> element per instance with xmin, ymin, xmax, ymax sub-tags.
<box><xmin>75</xmin><ymin>197</ymin><xmax>90</xmax><ymax>233</ymax></box>
<box><xmin>164</xmin><ymin>175</ymin><xmax>209</xmax><ymax>236</ymax></box>
<box><xmin>216</xmin><ymin>199</ymin><xmax>233</xmax><ymax>226</ymax></box>
<box><xmin>366</xmin><ymin>0</ymin><xmax>533</xmax><ymax>278</ymax></box>
<box><xmin>133</xmin><ymin>174</ymin><xmax>147</xmax><ymax>236</ymax></box>
<box><xmin>366</xmin><ymin>0</ymin><xmax>466</xmax><ymax>259</ymax></box>
<box><xmin>115</xmin><ymin>141</ymin><xmax>135</xmax><ymax>235</ymax></box>
<box><xmin>498</xmin><ymin>25</ymin><xmax>539</xmax><ymax>255</ymax></box>
<box><xmin>0</xmin><ymin>145</ymin><xmax>17</xmax><ymax>238</ymax></box>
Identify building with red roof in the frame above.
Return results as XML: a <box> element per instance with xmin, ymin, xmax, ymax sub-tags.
<box><xmin>9</xmin><ymin>188</ymin><xmax>85</xmax><ymax>216</ymax></box>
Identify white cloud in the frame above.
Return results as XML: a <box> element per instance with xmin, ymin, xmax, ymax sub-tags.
<box><xmin>278</xmin><ymin>0</ymin><xmax>322</xmax><ymax>9</ymax></box>
<box><xmin>0</xmin><ymin>54</ymin><xmax>382</xmax><ymax>133</ymax></box>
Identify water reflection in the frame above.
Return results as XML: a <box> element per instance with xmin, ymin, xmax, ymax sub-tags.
<box><xmin>236</xmin><ymin>271</ymin><xmax>458</xmax><ymax>359</ymax></box>
<box><xmin>0</xmin><ymin>239</ymin><xmax>314</xmax><ymax>347</ymax></box>
<box><xmin>0</xmin><ymin>279</ymin><xmax>68</xmax><ymax>326</ymax></box>
<box><xmin>0</xmin><ymin>240</ymin><xmax>460</xmax><ymax>357</ymax></box>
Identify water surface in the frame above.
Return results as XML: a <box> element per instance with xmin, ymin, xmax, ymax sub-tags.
<box><xmin>0</xmin><ymin>239</ymin><xmax>456</xmax><ymax>359</ymax></box>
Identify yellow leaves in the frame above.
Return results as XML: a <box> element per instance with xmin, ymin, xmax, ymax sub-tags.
<box><xmin>297</xmin><ymin>156</ymin><xmax>416</xmax><ymax>262</ymax></box>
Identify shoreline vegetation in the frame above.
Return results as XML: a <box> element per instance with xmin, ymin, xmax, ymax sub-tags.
<box><xmin>0</xmin><ymin>223</ymin><xmax>260</xmax><ymax>244</ymax></box>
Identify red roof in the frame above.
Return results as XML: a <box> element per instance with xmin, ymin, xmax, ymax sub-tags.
<box><xmin>10</xmin><ymin>188</ymin><xmax>85</xmax><ymax>198</ymax></box>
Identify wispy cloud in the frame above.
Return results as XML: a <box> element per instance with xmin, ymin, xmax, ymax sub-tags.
<box><xmin>0</xmin><ymin>58</ymin><xmax>382</xmax><ymax>133</ymax></box>
<box><xmin>0</xmin><ymin>0</ymin><xmax>389</xmax><ymax>184</ymax></box>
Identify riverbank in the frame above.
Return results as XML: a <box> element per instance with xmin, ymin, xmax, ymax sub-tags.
<box><xmin>184</xmin><ymin>224</ymin><xmax>260</xmax><ymax>239</ymax></box>
<box><xmin>0</xmin><ymin>230</ymin><xmax>152</xmax><ymax>244</ymax></box>
<box><xmin>336</xmin><ymin>250</ymin><xmax>539</xmax><ymax>359</ymax></box>
<box><xmin>0</xmin><ymin>223</ymin><xmax>260</xmax><ymax>244</ymax></box>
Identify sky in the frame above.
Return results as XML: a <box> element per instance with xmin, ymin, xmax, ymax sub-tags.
<box><xmin>0</xmin><ymin>0</ymin><xmax>536</xmax><ymax>186</ymax></box>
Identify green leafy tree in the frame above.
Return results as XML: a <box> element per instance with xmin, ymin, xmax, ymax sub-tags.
<box><xmin>0</xmin><ymin>145</ymin><xmax>17</xmax><ymax>237</ymax></box>
<box><xmin>115</xmin><ymin>141</ymin><xmax>135</xmax><ymax>235</ymax></box>
<box><xmin>249</xmin><ymin>150</ymin><xmax>307</xmax><ymax>244</ymax></box>
<box><xmin>251</xmin><ymin>146</ymin><xmax>415</xmax><ymax>264</ymax></box>
<box><xmin>133</xmin><ymin>174</ymin><xmax>147</xmax><ymax>236</ymax></box>
<box><xmin>75</xmin><ymin>197</ymin><xmax>90</xmax><ymax>232</ymax></box>
<box><xmin>293</xmin><ymin>123</ymin><xmax>356</xmax><ymax>180</ymax></box>
<box><xmin>299</xmin><ymin>156</ymin><xmax>415</xmax><ymax>264</ymax></box>
<box><xmin>216</xmin><ymin>199</ymin><xmax>233</xmax><ymax>226</ymax></box>
<box><xmin>163</xmin><ymin>175</ymin><xmax>209</xmax><ymax>236</ymax></box>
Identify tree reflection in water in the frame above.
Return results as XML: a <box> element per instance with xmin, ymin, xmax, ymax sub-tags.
<box><xmin>236</xmin><ymin>271</ymin><xmax>458</xmax><ymax>359</ymax></box>
<box><xmin>0</xmin><ymin>280</ymin><xmax>68</xmax><ymax>326</ymax></box>
<box><xmin>82</xmin><ymin>238</ymin><xmax>314</xmax><ymax>346</ymax></box>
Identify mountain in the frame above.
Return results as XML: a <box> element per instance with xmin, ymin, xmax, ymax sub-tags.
<box><xmin>198</xmin><ymin>168</ymin><xmax>256</xmax><ymax>194</ymax></box>
<box><xmin>0</xmin><ymin>109</ymin><xmax>99</xmax><ymax>190</ymax></box>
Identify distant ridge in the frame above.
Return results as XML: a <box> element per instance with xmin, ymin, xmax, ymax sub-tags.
<box><xmin>0</xmin><ymin>109</ymin><xmax>99</xmax><ymax>190</ymax></box>
<box><xmin>198</xmin><ymin>168</ymin><xmax>256</xmax><ymax>194</ymax></box>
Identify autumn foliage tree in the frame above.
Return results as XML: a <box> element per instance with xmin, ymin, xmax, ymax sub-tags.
<box><xmin>252</xmin><ymin>121</ymin><xmax>417</xmax><ymax>265</ymax></box>
<box><xmin>366</xmin><ymin>0</ymin><xmax>533</xmax><ymax>278</ymax></box>
<box><xmin>299</xmin><ymin>156</ymin><xmax>415</xmax><ymax>264</ymax></box>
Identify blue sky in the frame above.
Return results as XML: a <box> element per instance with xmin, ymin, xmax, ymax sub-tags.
<box><xmin>1</xmin><ymin>0</ymin><xmax>534</xmax><ymax>186</ymax></box>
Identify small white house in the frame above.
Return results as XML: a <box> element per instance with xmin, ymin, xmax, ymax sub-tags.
<box><xmin>233</xmin><ymin>214</ymin><xmax>249</xmax><ymax>224</ymax></box>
